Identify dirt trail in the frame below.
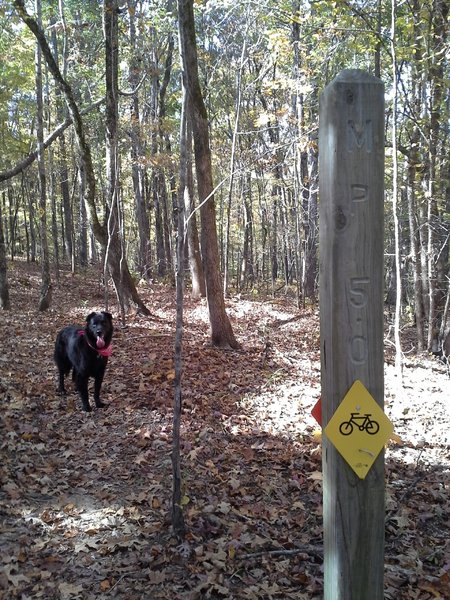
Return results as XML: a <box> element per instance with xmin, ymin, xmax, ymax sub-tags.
<box><xmin>1</xmin><ymin>261</ymin><xmax>448</xmax><ymax>599</ymax></box>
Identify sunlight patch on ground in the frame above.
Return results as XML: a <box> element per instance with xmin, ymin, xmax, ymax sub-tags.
<box><xmin>237</xmin><ymin>380</ymin><xmax>320</xmax><ymax>439</ymax></box>
<box><xmin>385</xmin><ymin>362</ymin><xmax>449</xmax><ymax>446</ymax></box>
<box><xmin>226</xmin><ymin>298</ymin><xmax>296</xmax><ymax>322</ymax></box>
<box><xmin>187</xmin><ymin>301</ymin><xmax>210</xmax><ymax>325</ymax></box>
<box><xmin>20</xmin><ymin>502</ymin><xmax>153</xmax><ymax>556</ymax></box>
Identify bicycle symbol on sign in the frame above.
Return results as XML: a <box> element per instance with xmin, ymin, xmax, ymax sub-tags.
<box><xmin>339</xmin><ymin>412</ymin><xmax>380</xmax><ymax>435</ymax></box>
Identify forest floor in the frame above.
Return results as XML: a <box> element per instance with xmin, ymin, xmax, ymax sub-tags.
<box><xmin>0</xmin><ymin>260</ymin><xmax>449</xmax><ymax>600</ymax></box>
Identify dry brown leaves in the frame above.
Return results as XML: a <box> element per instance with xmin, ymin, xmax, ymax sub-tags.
<box><xmin>0</xmin><ymin>261</ymin><xmax>449</xmax><ymax>599</ymax></box>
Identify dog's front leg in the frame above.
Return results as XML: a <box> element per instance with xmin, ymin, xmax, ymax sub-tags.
<box><xmin>75</xmin><ymin>375</ymin><xmax>91</xmax><ymax>412</ymax></box>
<box><xmin>93</xmin><ymin>370</ymin><xmax>106</xmax><ymax>408</ymax></box>
<box><xmin>57</xmin><ymin>370</ymin><xmax>67</xmax><ymax>395</ymax></box>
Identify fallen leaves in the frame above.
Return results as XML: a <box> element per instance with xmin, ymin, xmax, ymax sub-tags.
<box><xmin>0</xmin><ymin>261</ymin><xmax>449</xmax><ymax>599</ymax></box>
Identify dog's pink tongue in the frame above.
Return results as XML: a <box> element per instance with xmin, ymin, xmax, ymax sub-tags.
<box><xmin>96</xmin><ymin>337</ymin><xmax>106</xmax><ymax>349</ymax></box>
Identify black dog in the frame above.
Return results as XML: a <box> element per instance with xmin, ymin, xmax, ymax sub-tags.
<box><xmin>54</xmin><ymin>312</ymin><xmax>113</xmax><ymax>412</ymax></box>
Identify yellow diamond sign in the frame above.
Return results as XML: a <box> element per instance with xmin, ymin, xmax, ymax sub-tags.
<box><xmin>324</xmin><ymin>380</ymin><xmax>394</xmax><ymax>479</ymax></box>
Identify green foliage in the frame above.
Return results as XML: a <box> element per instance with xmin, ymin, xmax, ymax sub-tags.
<box><xmin>0</xmin><ymin>11</ymin><xmax>35</xmax><ymax>162</ymax></box>
<box><xmin>1</xmin><ymin>0</ymin><xmax>449</xmax><ymax>322</ymax></box>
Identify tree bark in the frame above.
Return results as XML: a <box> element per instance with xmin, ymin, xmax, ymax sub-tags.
<box><xmin>257</xmin><ymin>90</ymin><xmax>283</xmax><ymax>291</ymax></box>
<box><xmin>177</xmin><ymin>0</ymin><xmax>239</xmax><ymax>348</ymax></box>
<box><xmin>303</xmin><ymin>144</ymin><xmax>318</xmax><ymax>301</ymax></box>
<box><xmin>50</xmin><ymin>14</ymin><xmax>73</xmax><ymax>268</ymax></box>
<box><xmin>390</xmin><ymin>0</ymin><xmax>403</xmax><ymax>376</ymax></box>
<box><xmin>127</xmin><ymin>0</ymin><xmax>151</xmax><ymax>279</ymax></box>
<box><xmin>184</xmin><ymin>103</ymin><xmax>205</xmax><ymax>298</ymax></box>
<box><xmin>23</xmin><ymin>178</ymin><xmax>36</xmax><ymax>262</ymax></box>
<box><xmin>172</xmin><ymin>78</ymin><xmax>188</xmax><ymax>541</ymax></box>
<box><xmin>240</xmin><ymin>179</ymin><xmax>255</xmax><ymax>290</ymax></box>
<box><xmin>78</xmin><ymin>166</ymin><xmax>88</xmax><ymax>267</ymax></box>
<box><xmin>35</xmin><ymin>0</ymin><xmax>52</xmax><ymax>311</ymax></box>
<box><xmin>406</xmin><ymin>0</ymin><xmax>426</xmax><ymax>352</ymax></box>
<box><xmin>154</xmin><ymin>172</ymin><xmax>168</xmax><ymax>276</ymax></box>
<box><xmin>426</xmin><ymin>0</ymin><xmax>447</xmax><ymax>350</ymax></box>
<box><xmin>224</xmin><ymin>33</ymin><xmax>247</xmax><ymax>295</ymax></box>
<box><xmin>406</xmin><ymin>158</ymin><xmax>425</xmax><ymax>351</ymax></box>
<box><xmin>0</xmin><ymin>196</ymin><xmax>11</xmax><ymax>310</ymax></box>
<box><xmin>158</xmin><ymin>31</ymin><xmax>175</xmax><ymax>275</ymax></box>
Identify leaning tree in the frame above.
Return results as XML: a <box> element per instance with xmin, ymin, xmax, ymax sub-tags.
<box><xmin>14</xmin><ymin>0</ymin><xmax>149</xmax><ymax>316</ymax></box>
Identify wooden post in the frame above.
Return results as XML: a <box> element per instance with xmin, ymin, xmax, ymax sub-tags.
<box><xmin>319</xmin><ymin>70</ymin><xmax>385</xmax><ymax>599</ymax></box>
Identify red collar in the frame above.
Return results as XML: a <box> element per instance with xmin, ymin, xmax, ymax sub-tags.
<box><xmin>78</xmin><ymin>330</ymin><xmax>113</xmax><ymax>357</ymax></box>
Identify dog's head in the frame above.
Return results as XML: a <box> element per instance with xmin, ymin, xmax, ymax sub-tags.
<box><xmin>85</xmin><ymin>312</ymin><xmax>113</xmax><ymax>349</ymax></box>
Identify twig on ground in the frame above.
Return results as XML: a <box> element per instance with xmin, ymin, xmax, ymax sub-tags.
<box><xmin>106</xmin><ymin>571</ymin><xmax>140</xmax><ymax>594</ymax></box>
<box><xmin>240</xmin><ymin>545</ymin><xmax>323</xmax><ymax>560</ymax></box>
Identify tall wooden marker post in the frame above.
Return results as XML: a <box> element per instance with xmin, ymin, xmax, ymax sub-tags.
<box><xmin>319</xmin><ymin>70</ymin><xmax>386</xmax><ymax>599</ymax></box>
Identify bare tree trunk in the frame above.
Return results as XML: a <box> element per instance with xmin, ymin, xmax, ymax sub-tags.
<box><xmin>147</xmin><ymin>38</ymin><xmax>168</xmax><ymax>278</ymax></box>
<box><xmin>224</xmin><ymin>32</ymin><xmax>247</xmax><ymax>295</ymax></box>
<box><xmin>440</xmin><ymin>285</ymin><xmax>450</xmax><ymax>342</ymax></box>
<box><xmin>440</xmin><ymin>156</ymin><xmax>450</xmax><ymax>339</ymax></box>
<box><xmin>23</xmin><ymin>178</ymin><xmax>36</xmax><ymax>263</ymax></box>
<box><xmin>406</xmin><ymin>155</ymin><xmax>425</xmax><ymax>351</ymax></box>
<box><xmin>127</xmin><ymin>0</ymin><xmax>151</xmax><ymax>279</ymax></box>
<box><xmin>177</xmin><ymin>0</ymin><xmax>239</xmax><ymax>349</ymax></box>
<box><xmin>303</xmin><ymin>144</ymin><xmax>318</xmax><ymax>301</ymax></box>
<box><xmin>153</xmin><ymin>173</ymin><xmax>168</xmax><ymax>276</ymax></box>
<box><xmin>50</xmin><ymin>11</ymin><xmax>73</xmax><ymax>268</ymax></box>
<box><xmin>172</xmin><ymin>78</ymin><xmax>188</xmax><ymax>541</ymax></box>
<box><xmin>374</xmin><ymin>0</ymin><xmax>382</xmax><ymax>77</ymax></box>
<box><xmin>158</xmin><ymin>31</ymin><xmax>175</xmax><ymax>275</ymax></box>
<box><xmin>280</xmin><ymin>188</ymin><xmax>291</xmax><ymax>286</ymax></box>
<box><xmin>35</xmin><ymin>0</ymin><xmax>52</xmax><ymax>311</ymax></box>
<box><xmin>240</xmin><ymin>176</ymin><xmax>254</xmax><ymax>289</ymax></box>
<box><xmin>270</xmin><ymin>188</ymin><xmax>279</xmax><ymax>291</ymax></box>
<box><xmin>406</xmin><ymin>0</ymin><xmax>426</xmax><ymax>352</ymax></box>
<box><xmin>49</xmin><ymin>151</ymin><xmax>60</xmax><ymax>281</ymax></box>
<box><xmin>390</xmin><ymin>0</ymin><xmax>403</xmax><ymax>377</ymax></box>
<box><xmin>0</xmin><ymin>196</ymin><xmax>11</xmax><ymax>310</ymax></box>
<box><xmin>260</xmin><ymin>194</ymin><xmax>269</xmax><ymax>285</ymax></box>
<box><xmin>184</xmin><ymin>103</ymin><xmax>205</xmax><ymax>298</ymax></box>
<box><xmin>426</xmin><ymin>0</ymin><xmax>446</xmax><ymax>351</ymax></box>
<box><xmin>104</xmin><ymin>0</ymin><xmax>124</xmax><ymax>310</ymax></box>
<box><xmin>5</xmin><ymin>189</ymin><xmax>13</xmax><ymax>260</ymax></box>
<box><xmin>78</xmin><ymin>166</ymin><xmax>88</xmax><ymax>268</ymax></box>
<box><xmin>258</xmin><ymin>87</ymin><xmax>283</xmax><ymax>291</ymax></box>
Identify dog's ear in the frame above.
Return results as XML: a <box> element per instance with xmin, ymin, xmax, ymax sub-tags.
<box><xmin>102</xmin><ymin>311</ymin><xmax>113</xmax><ymax>323</ymax></box>
<box><xmin>86</xmin><ymin>312</ymin><xmax>97</xmax><ymax>323</ymax></box>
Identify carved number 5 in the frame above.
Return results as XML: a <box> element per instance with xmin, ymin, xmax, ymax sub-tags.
<box><xmin>349</xmin><ymin>278</ymin><xmax>370</xmax><ymax>308</ymax></box>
